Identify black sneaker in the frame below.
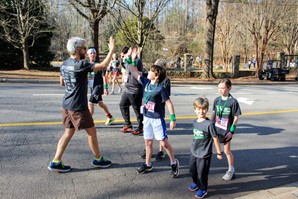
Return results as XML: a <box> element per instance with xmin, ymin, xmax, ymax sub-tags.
<box><xmin>139</xmin><ymin>149</ymin><xmax>146</xmax><ymax>159</ymax></box>
<box><xmin>155</xmin><ymin>151</ymin><xmax>166</xmax><ymax>161</ymax></box>
<box><xmin>91</xmin><ymin>157</ymin><xmax>112</xmax><ymax>168</ymax></box>
<box><xmin>171</xmin><ymin>159</ymin><xmax>179</xmax><ymax>178</ymax></box>
<box><xmin>137</xmin><ymin>164</ymin><xmax>153</xmax><ymax>174</ymax></box>
<box><xmin>48</xmin><ymin>161</ymin><xmax>71</xmax><ymax>173</ymax></box>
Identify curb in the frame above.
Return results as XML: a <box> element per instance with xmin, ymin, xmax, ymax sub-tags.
<box><xmin>1</xmin><ymin>78</ymin><xmax>298</xmax><ymax>85</ymax></box>
<box><xmin>0</xmin><ymin>78</ymin><xmax>58</xmax><ymax>84</ymax></box>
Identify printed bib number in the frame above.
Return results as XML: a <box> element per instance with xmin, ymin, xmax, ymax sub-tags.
<box><xmin>215</xmin><ymin>116</ymin><xmax>228</xmax><ymax>130</ymax></box>
<box><xmin>144</xmin><ymin>101</ymin><xmax>155</xmax><ymax>113</ymax></box>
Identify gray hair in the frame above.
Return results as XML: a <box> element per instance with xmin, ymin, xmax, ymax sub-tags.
<box><xmin>67</xmin><ymin>37</ymin><xmax>86</xmax><ymax>55</ymax></box>
<box><xmin>154</xmin><ymin>59</ymin><xmax>167</xmax><ymax>68</ymax></box>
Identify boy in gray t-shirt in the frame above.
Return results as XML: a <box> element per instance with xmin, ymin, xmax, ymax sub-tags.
<box><xmin>188</xmin><ymin>97</ymin><xmax>222</xmax><ymax>198</ymax></box>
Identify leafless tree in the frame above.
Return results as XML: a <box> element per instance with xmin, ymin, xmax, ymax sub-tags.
<box><xmin>280</xmin><ymin>1</ymin><xmax>298</xmax><ymax>58</ymax></box>
<box><xmin>216</xmin><ymin>3</ymin><xmax>238</xmax><ymax>72</ymax></box>
<box><xmin>114</xmin><ymin>0</ymin><xmax>170</xmax><ymax>58</ymax></box>
<box><xmin>68</xmin><ymin>0</ymin><xmax>116</xmax><ymax>53</ymax></box>
<box><xmin>240</xmin><ymin>0</ymin><xmax>292</xmax><ymax>76</ymax></box>
<box><xmin>0</xmin><ymin>0</ymin><xmax>50</xmax><ymax>70</ymax></box>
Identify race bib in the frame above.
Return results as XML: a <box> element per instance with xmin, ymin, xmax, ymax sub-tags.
<box><xmin>215</xmin><ymin>116</ymin><xmax>228</xmax><ymax>130</ymax></box>
<box><xmin>144</xmin><ymin>101</ymin><xmax>155</xmax><ymax>113</ymax></box>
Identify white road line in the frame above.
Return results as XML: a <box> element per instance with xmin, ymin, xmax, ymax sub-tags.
<box><xmin>237</xmin><ymin>97</ymin><xmax>254</xmax><ymax>105</ymax></box>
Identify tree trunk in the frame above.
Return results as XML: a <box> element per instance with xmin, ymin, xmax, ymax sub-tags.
<box><xmin>255</xmin><ymin>41</ymin><xmax>260</xmax><ymax>77</ymax></box>
<box><xmin>203</xmin><ymin>0</ymin><xmax>219</xmax><ymax>79</ymax></box>
<box><xmin>90</xmin><ymin>20</ymin><xmax>99</xmax><ymax>53</ymax></box>
<box><xmin>22</xmin><ymin>40</ymin><xmax>30</xmax><ymax>70</ymax></box>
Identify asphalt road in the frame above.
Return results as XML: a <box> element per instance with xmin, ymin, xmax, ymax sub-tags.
<box><xmin>0</xmin><ymin>83</ymin><xmax>298</xmax><ymax>199</ymax></box>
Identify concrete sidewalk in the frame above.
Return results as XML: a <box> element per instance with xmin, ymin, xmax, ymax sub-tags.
<box><xmin>235</xmin><ymin>181</ymin><xmax>298</xmax><ymax>199</ymax></box>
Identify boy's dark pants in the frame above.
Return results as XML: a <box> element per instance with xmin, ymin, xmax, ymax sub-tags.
<box><xmin>119</xmin><ymin>91</ymin><xmax>143</xmax><ymax>130</ymax></box>
<box><xmin>189</xmin><ymin>154</ymin><xmax>212</xmax><ymax>190</ymax></box>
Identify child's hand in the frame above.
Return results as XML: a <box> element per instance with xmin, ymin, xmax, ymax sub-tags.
<box><xmin>108</xmin><ymin>37</ymin><xmax>115</xmax><ymax>51</ymax></box>
<box><xmin>104</xmin><ymin>88</ymin><xmax>108</xmax><ymax>96</ymax></box>
<box><xmin>170</xmin><ymin>121</ymin><xmax>176</xmax><ymax>130</ymax></box>
<box><xmin>131</xmin><ymin>48</ymin><xmax>138</xmax><ymax>60</ymax></box>
<box><xmin>225</xmin><ymin>132</ymin><xmax>233</xmax><ymax>142</ymax></box>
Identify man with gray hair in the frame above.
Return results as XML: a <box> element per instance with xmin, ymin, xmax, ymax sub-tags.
<box><xmin>48</xmin><ymin>37</ymin><xmax>115</xmax><ymax>173</ymax></box>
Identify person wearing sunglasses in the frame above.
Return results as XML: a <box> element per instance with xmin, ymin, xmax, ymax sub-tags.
<box><xmin>48</xmin><ymin>37</ymin><xmax>115</xmax><ymax>173</ymax></box>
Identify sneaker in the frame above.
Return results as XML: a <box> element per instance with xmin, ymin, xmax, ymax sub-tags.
<box><xmin>155</xmin><ymin>151</ymin><xmax>166</xmax><ymax>161</ymax></box>
<box><xmin>132</xmin><ymin>129</ymin><xmax>143</xmax><ymax>136</ymax></box>
<box><xmin>137</xmin><ymin>163</ymin><xmax>153</xmax><ymax>174</ymax></box>
<box><xmin>222</xmin><ymin>168</ymin><xmax>235</xmax><ymax>181</ymax></box>
<box><xmin>189</xmin><ymin>183</ymin><xmax>199</xmax><ymax>192</ymax></box>
<box><xmin>195</xmin><ymin>189</ymin><xmax>207</xmax><ymax>199</ymax></box>
<box><xmin>120</xmin><ymin>125</ymin><xmax>133</xmax><ymax>133</ymax></box>
<box><xmin>91</xmin><ymin>157</ymin><xmax>112</xmax><ymax>168</ymax></box>
<box><xmin>118</xmin><ymin>88</ymin><xmax>122</xmax><ymax>93</ymax></box>
<box><xmin>139</xmin><ymin>149</ymin><xmax>146</xmax><ymax>159</ymax></box>
<box><xmin>110</xmin><ymin>90</ymin><xmax>114</xmax><ymax>95</ymax></box>
<box><xmin>171</xmin><ymin>159</ymin><xmax>179</xmax><ymax>178</ymax></box>
<box><xmin>48</xmin><ymin>161</ymin><xmax>71</xmax><ymax>173</ymax></box>
<box><xmin>105</xmin><ymin>117</ymin><xmax>115</xmax><ymax>126</ymax></box>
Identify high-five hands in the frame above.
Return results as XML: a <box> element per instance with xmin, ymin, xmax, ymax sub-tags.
<box><xmin>124</xmin><ymin>47</ymin><xmax>138</xmax><ymax>60</ymax></box>
<box><xmin>108</xmin><ymin>37</ymin><xmax>115</xmax><ymax>51</ymax></box>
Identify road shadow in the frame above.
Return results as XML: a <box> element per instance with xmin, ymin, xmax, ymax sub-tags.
<box><xmin>172</xmin><ymin>120</ymin><xmax>284</xmax><ymax>136</ymax></box>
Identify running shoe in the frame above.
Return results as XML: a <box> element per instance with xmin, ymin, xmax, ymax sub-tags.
<box><xmin>189</xmin><ymin>183</ymin><xmax>199</xmax><ymax>192</ymax></box>
<box><xmin>137</xmin><ymin>164</ymin><xmax>153</xmax><ymax>174</ymax></box>
<box><xmin>139</xmin><ymin>149</ymin><xmax>146</xmax><ymax>159</ymax></box>
<box><xmin>48</xmin><ymin>161</ymin><xmax>71</xmax><ymax>173</ymax></box>
<box><xmin>195</xmin><ymin>189</ymin><xmax>207</xmax><ymax>199</ymax></box>
<box><xmin>155</xmin><ymin>151</ymin><xmax>165</xmax><ymax>161</ymax></box>
<box><xmin>120</xmin><ymin>125</ymin><xmax>133</xmax><ymax>133</ymax></box>
<box><xmin>105</xmin><ymin>117</ymin><xmax>115</xmax><ymax>126</ymax></box>
<box><xmin>222</xmin><ymin>167</ymin><xmax>235</xmax><ymax>181</ymax></box>
<box><xmin>171</xmin><ymin>159</ymin><xmax>179</xmax><ymax>178</ymax></box>
<box><xmin>91</xmin><ymin>157</ymin><xmax>112</xmax><ymax>168</ymax></box>
<box><xmin>132</xmin><ymin>129</ymin><xmax>143</xmax><ymax>136</ymax></box>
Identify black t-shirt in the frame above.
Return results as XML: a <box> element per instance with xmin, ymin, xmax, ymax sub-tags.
<box><xmin>161</xmin><ymin>77</ymin><xmax>171</xmax><ymax>96</ymax></box>
<box><xmin>60</xmin><ymin>58</ymin><xmax>94</xmax><ymax>111</ymax></box>
<box><xmin>212</xmin><ymin>95</ymin><xmax>241</xmax><ymax>136</ymax></box>
<box><xmin>140</xmin><ymin>77</ymin><xmax>170</xmax><ymax>119</ymax></box>
<box><xmin>88</xmin><ymin>71</ymin><xmax>104</xmax><ymax>96</ymax></box>
<box><xmin>190</xmin><ymin>118</ymin><xmax>218</xmax><ymax>158</ymax></box>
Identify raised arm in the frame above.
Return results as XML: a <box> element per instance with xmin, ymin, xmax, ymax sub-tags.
<box><xmin>93</xmin><ymin>37</ymin><xmax>115</xmax><ymax>72</ymax></box>
<box><xmin>124</xmin><ymin>48</ymin><xmax>142</xmax><ymax>80</ymax></box>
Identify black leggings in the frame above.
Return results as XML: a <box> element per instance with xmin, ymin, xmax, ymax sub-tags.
<box><xmin>119</xmin><ymin>91</ymin><xmax>143</xmax><ymax>130</ymax></box>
